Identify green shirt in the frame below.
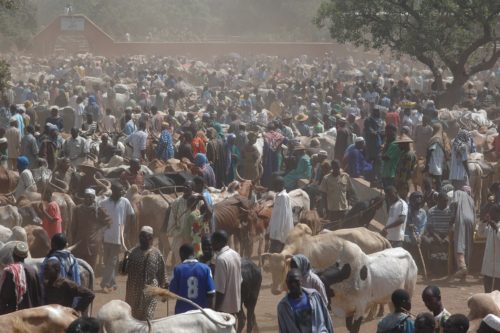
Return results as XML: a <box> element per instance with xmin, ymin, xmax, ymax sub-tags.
<box><xmin>381</xmin><ymin>142</ymin><xmax>401</xmax><ymax>178</ymax></box>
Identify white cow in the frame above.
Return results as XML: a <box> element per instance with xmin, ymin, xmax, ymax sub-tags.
<box><xmin>320</xmin><ymin>243</ymin><xmax>417</xmax><ymax>333</ymax></box>
<box><xmin>0</xmin><ymin>205</ymin><xmax>22</xmax><ymax>229</ymax></box>
<box><xmin>98</xmin><ymin>300</ymin><xmax>236</xmax><ymax>333</ymax></box>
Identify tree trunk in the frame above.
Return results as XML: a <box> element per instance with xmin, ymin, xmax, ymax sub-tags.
<box><xmin>436</xmin><ymin>73</ymin><xmax>469</xmax><ymax>109</ymax></box>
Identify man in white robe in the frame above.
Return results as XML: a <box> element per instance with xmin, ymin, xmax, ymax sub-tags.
<box><xmin>268</xmin><ymin>176</ymin><xmax>293</xmax><ymax>253</ymax></box>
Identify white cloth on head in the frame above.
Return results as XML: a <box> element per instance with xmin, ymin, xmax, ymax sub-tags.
<box><xmin>84</xmin><ymin>188</ymin><xmax>96</xmax><ymax>196</ymax></box>
<box><xmin>268</xmin><ymin>189</ymin><xmax>294</xmax><ymax>243</ymax></box>
<box><xmin>140</xmin><ymin>225</ymin><xmax>153</xmax><ymax>235</ymax></box>
<box><xmin>484</xmin><ymin>314</ymin><xmax>500</xmax><ymax>331</ymax></box>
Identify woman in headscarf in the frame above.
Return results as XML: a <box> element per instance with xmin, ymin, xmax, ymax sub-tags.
<box><xmin>290</xmin><ymin>254</ymin><xmax>329</xmax><ymax>306</ymax></box>
<box><xmin>426</xmin><ymin>122</ymin><xmax>451</xmax><ymax>190</ymax></box>
<box><xmin>206</xmin><ymin>127</ymin><xmax>227</xmax><ymax>187</ymax></box>
<box><xmin>194</xmin><ymin>153</ymin><xmax>216</xmax><ymax>188</ymax></box>
<box><xmin>156</xmin><ymin>122</ymin><xmax>174</xmax><ymax>161</ymax></box>
<box><xmin>450</xmin><ymin>129</ymin><xmax>474</xmax><ymax>190</ymax></box>
<box><xmin>84</xmin><ymin>95</ymin><xmax>100</xmax><ymax>124</ymax></box>
<box><xmin>14</xmin><ymin>155</ymin><xmax>37</xmax><ymax>200</ymax></box>
<box><xmin>449</xmin><ymin>188</ymin><xmax>475</xmax><ymax>280</ymax></box>
<box><xmin>225</xmin><ymin>133</ymin><xmax>240</xmax><ymax>183</ymax></box>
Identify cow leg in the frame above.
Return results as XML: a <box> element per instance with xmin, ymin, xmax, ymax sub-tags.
<box><xmin>351</xmin><ymin>317</ymin><xmax>363</xmax><ymax>333</ymax></box>
<box><xmin>158</xmin><ymin>233</ymin><xmax>171</xmax><ymax>263</ymax></box>
<box><xmin>257</xmin><ymin>233</ymin><xmax>264</xmax><ymax>267</ymax></box>
<box><xmin>365</xmin><ymin>304</ymin><xmax>376</xmax><ymax>321</ymax></box>
<box><xmin>246</xmin><ymin>301</ymin><xmax>258</xmax><ymax>333</ymax></box>
<box><xmin>237</xmin><ymin>308</ymin><xmax>246</xmax><ymax>333</ymax></box>
<box><xmin>377</xmin><ymin>304</ymin><xmax>384</xmax><ymax>318</ymax></box>
<box><xmin>346</xmin><ymin>316</ymin><xmax>353</xmax><ymax>332</ymax></box>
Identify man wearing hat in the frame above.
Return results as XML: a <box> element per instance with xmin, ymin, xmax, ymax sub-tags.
<box><xmin>125</xmin><ymin>225</ymin><xmax>167</xmax><ymax>320</ymax></box>
<box><xmin>345</xmin><ymin>137</ymin><xmax>373</xmax><ymax>179</ymax></box>
<box><xmin>281</xmin><ymin>113</ymin><xmax>295</xmax><ymax>140</ymax></box>
<box><xmin>284</xmin><ymin>144</ymin><xmax>312</xmax><ymax>191</ymax></box>
<box><xmin>71</xmin><ymin>188</ymin><xmax>112</xmax><ymax>268</ymax></box>
<box><xmin>394</xmin><ymin>134</ymin><xmax>417</xmax><ymax>200</ymax></box>
<box><xmin>5</xmin><ymin>116</ymin><xmax>21</xmax><ymax>170</ymax></box>
<box><xmin>0</xmin><ymin>242</ymin><xmax>42</xmax><ymax>314</ymax></box>
<box><xmin>294</xmin><ymin>113</ymin><xmax>311</xmax><ymax>137</ymax></box>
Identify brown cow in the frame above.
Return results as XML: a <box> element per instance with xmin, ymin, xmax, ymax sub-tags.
<box><xmin>24</xmin><ymin>225</ymin><xmax>51</xmax><ymax>258</ymax></box>
<box><xmin>0</xmin><ymin>305</ymin><xmax>79</xmax><ymax>333</ymax></box>
<box><xmin>0</xmin><ymin>166</ymin><xmax>18</xmax><ymax>194</ymax></box>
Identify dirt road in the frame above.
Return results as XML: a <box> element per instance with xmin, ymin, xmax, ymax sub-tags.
<box><xmin>91</xmin><ymin>264</ymin><xmax>482</xmax><ymax>332</ymax></box>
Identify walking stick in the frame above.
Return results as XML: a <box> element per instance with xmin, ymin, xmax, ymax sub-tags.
<box><xmin>412</xmin><ymin>227</ymin><xmax>428</xmax><ymax>280</ymax></box>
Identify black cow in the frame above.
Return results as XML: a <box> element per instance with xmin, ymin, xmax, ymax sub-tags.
<box><xmin>238</xmin><ymin>258</ymin><xmax>262</xmax><ymax>333</ymax></box>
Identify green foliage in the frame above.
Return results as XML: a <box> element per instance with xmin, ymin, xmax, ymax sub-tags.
<box><xmin>35</xmin><ymin>0</ymin><xmax>327</xmax><ymax>41</ymax></box>
<box><xmin>315</xmin><ymin>0</ymin><xmax>500</xmax><ymax>82</ymax></box>
<box><xmin>0</xmin><ymin>59</ymin><xmax>11</xmax><ymax>94</ymax></box>
<box><xmin>0</xmin><ymin>0</ymin><xmax>37</xmax><ymax>50</ymax></box>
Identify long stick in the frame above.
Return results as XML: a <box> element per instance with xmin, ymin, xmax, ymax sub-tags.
<box><xmin>412</xmin><ymin>228</ymin><xmax>428</xmax><ymax>280</ymax></box>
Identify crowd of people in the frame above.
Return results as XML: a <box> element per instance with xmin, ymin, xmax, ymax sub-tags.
<box><xmin>0</xmin><ymin>52</ymin><xmax>499</xmax><ymax>332</ymax></box>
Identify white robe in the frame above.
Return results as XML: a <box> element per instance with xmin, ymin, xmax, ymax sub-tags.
<box><xmin>268</xmin><ymin>190</ymin><xmax>293</xmax><ymax>243</ymax></box>
<box><xmin>479</xmin><ymin>221</ymin><xmax>500</xmax><ymax>278</ymax></box>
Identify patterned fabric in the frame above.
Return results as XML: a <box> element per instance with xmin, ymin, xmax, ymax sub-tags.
<box><xmin>1</xmin><ymin>263</ymin><xmax>26</xmax><ymax>305</ymax></box>
<box><xmin>125</xmin><ymin>247</ymin><xmax>167</xmax><ymax>320</ymax></box>
<box><xmin>156</xmin><ymin>129</ymin><xmax>174</xmax><ymax>161</ymax></box>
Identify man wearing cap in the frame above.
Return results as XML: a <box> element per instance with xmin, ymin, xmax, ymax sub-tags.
<box><xmin>63</xmin><ymin>128</ymin><xmax>88</xmax><ymax>167</ymax></box>
<box><xmin>320</xmin><ymin>160</ymin><xmax>358</xmax><ymax>221</ymax></box>
<box><xmin>71</xmin><ymin>188</ymin><xmax>112</xmax><ymax>268</ymax></box>
<box><xmin>478</xmin><ymin>314</ymin><xmax>500</xmax><ymax>333</ymax></box>
<box><xmin>5</xmin><ymin>116</ymin><xmax>21</xmax><ymax>170</ymax></box>
<box><xmin>14</xmin><ymin>155</ymin><xmax>37</xmax><ymax>200</ymax></box>
<box><xmin>284</xmin><ymin>145</ymin><xmax>312</xmax><ymax>191</ymax></box>
<box><xmin>345</xmin><ymin>137</ymin><xmax>373</xmax><ymax>179</ymax></box>
<box><xmin>125</xmin><ymin>225</ymin><xmax>167</xmax><ymax>320</ymax></box>
<box><xmin>100</xmin><ymin>183</ymin><xmax>135</xmax><ymax>293</ymax></box>
<box><xmin>281</xmin><ymin>113</ymin><xmax>295</xmax><ymax>140</ymax></box>
<box><xmin>0</xmin><ymin>242</ymin><xmax>42</xmax><ymax>314</ymax></box>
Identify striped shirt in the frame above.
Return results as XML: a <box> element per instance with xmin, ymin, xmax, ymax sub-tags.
<box><xmin>427</xmin><ymin>206</ymin><xmax>452</xmax><ymax>235</ymax></box>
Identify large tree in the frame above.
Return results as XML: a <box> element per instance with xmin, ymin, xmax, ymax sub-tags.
<box><xmin>315</xmin><ymin>0</ymin><xmax>500</xmax><ymax>107</ymax></box>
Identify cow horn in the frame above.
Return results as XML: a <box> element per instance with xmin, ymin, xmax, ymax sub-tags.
<box><xmin>66</xmin><ymin>241</ymin><xmax>80</xmax><ymax>252</ymax></box>
<box><xmin>49</xmin><ymin>178</ymin><xmax>68</xmax><ymax>193</ymax></box>
<box><xmin>94</xmin><ymin>174</ymin><xmax>111</xmax><ymax>190</ymax></box>
<box><xmin>234</xmin><ymin>167</ymin><xmax>245</xmax><ymax>182</ymax></box>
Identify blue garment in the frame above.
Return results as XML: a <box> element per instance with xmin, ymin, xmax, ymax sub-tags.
<box><xmin>15</xmin><ymin>113</ymin><xmax>25</xmax><ymax>137</ymax></box>
<box><xmin>377</xmin><ymin>313</ymin><xmax>415</xmax><ymax>333</ymax></box>
<box><xmin>40</xmin><ymin>250</ymin><xmax>81</xmax><ymax>285</ymax></box>
<box><xmin>123</xmin><ymin>120</ymin><xmax>137</xmax><ymax>136</ymax></box>
<box><xmin>156</xmin><ymin>129</ymin><xmax>174</xmax><ymax>161</ymax></box>
<box><xmin>169</xmin><ymin>259</ymin><xmax>216</xmax><ymax>314</ymax></box>
<box><xmin>405</xmin><ymin>207</ymin><xmax>427</xmax><ymax>242</ymax></box>
<box><xmin>86</xmin><ymin>96</ymin><xmax>100</xmax><ymax>122</ymax></box>
<box><xmin>17</xmin><ymin>156</ymin><xmax>29</xmax><ymax>172</ymax></box>
<box><xmin>0</xmin><ymin>107</ymin><xmax>11</xmax><ymax>129</ymax></box>
<box><xmin>346</xmin><ymin>148</ymin><xmax>373</xmax><ymax>178</ymax></box>
<box><xmin>296</xmin><ymin>123</ymin><xmax>311</xmax><ymax>136</ymax></box>
<box><xmin>288</xmin><ymin>292</ymin><xmax>312</xmax><ymax>332</ymax></box>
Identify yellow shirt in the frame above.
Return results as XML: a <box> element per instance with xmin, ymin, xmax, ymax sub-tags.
<box><xmin>319</xmin><ymin>172</ymin><xmax>353</xmax><ymax>211</ymax></box>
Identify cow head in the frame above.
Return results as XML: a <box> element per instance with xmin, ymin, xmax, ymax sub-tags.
<box><xmin>97</xmin><ymin>300</ymin><xmax>132</xmax><ymax>331</ymax></box>
<box><xmin>261</xmin><ymin>252</ymin><xmax>293</xmax><ymax>295</ymax></box>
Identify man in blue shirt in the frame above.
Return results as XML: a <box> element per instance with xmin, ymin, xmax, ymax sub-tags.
<box><xmin>169</xmin><ymin>244</ymin><xmax>216</xmax><ymax>314</ymax></box>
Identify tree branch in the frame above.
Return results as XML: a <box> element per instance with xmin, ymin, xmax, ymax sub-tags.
<box><xmin>467</xmin><ymin>44</ymin><xmax>499</xmax><ymax>76</ymax></box>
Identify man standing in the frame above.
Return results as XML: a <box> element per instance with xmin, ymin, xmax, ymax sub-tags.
<box><xmin>284</xmin><ymin>145</ymin><xmax>312</xmax><ymax>191</ymax></box>
<box><xmin>63</xmin><ymin>128</ymin><xmax>88</xmax><ymax>167</ymax></box>
<box><xmin>364</xmin><ymin>107</ymin><xmax>384</xmax><ymax>186</ymax></box>
<box><xmin>125</xmin><ymin>226</ymin><xmax>167</xmax><ymax>320</ymax></box>
<box><xmin>100</xmin><ymin>183</ymin><xmax>135</xmax><ymax>293</ymax></box>
<box><xmin>450</xmin><ymin>129</ymin><xmax>473</xmax><ymax>189</ymax></box>
<box><xmin>20</xmin><ymin>125</ymin><xmax>39</xmax><ymax>169</ymax></box>
<box><xmin>422</xmin><ymin>285</ymin><xmax>450</xmax><ymax>333</ymax></box>
<box><xmin>167</xmin><ymin>181</ymin><xmax>194</xmax><ymax>266</ymax></box>
<box><xmin>478</xmin><ymin>204</ymin><xmax>500</xmax><ymax>292</ymax></box>
<box><xmin>381</xmin><ymin>124</ymin><xmax>400</xmax><ymax>189</ymax></box>
<box><xmin>277</xmin><ymin>269</ymin><xmax>333</xmax><ymax>333</ymax></box>
<box><xmin>377</xmin><ymin>289</ymin><xmax>414</xmax><ymax>333</ymax></box>
<box><xmin>126</xmin><ymin>120</ymin><xmax>148</xmax><ymax>161</ymax></box>
<box><xmin>334</xmin><ymin>117</ymin><xmax>352</xmax><ymax>162</ymax></box>
<box><xmin>5</xmin><ymin>117</ymin><xmax>21</xmax><ymax>170</ymax></box>
<box><xmin>211</xmin><ymin>230</ymin><xmax>241</xmax><ymax>316</ymax></box>
<box><xmin>169</xmin><ymin>244</ymin><xmax>215</xmax><ymax>314</ymax></box>
<box><xmin>0</xmin><ymin>242</ymin><xmax>42</xmax><ymax>314</ymax></box>
<box><xmin>394</xmin><ymin>134</ymin><xmax>417</xmax><ymax>201</ymax></box>
<box><xmin>320</xmin><ymin>160</ymin><xmax>357</xmax><ymax>221</ymax></box>
<box><xmin>382</xmin><ymin>186</ymin><xmax>408</xmax><ymax>247</ymax></box>
<box><xmin>268</xmin><ymin>176</ymin><xmax>294</xmax><ymax>253</ymax></box>
<box><xmin>120</xmin><ymin>158</ymin><xmax>145</xmax><ymax>192</ymax></box>
<box><xmin>71</xmin><ymin>188</ymin><xmax>111</xmax><ymax>268</ymax></box>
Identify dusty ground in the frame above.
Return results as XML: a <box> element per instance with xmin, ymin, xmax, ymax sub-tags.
<box><xmin>91</xmin><ymin>255</ymin><xmax>482</xmax><ymax>332</ymax></box>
